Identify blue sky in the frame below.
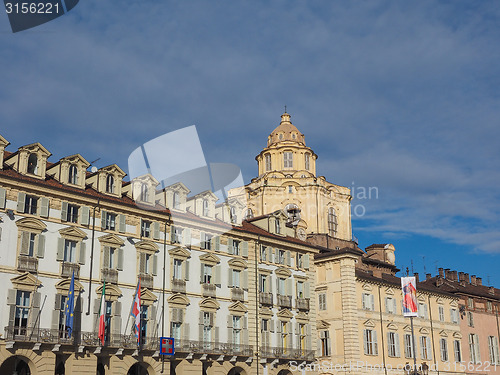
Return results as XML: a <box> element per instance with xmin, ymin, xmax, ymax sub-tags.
<box><xmin>1</xmin><ymin>1</ymin><xmax>499</xmax><ymax>285</ymax></box>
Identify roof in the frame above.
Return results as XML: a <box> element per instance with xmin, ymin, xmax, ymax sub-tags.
<box><xmin>268</xmin><ymin>113</ymin><xmax>306</xmax><ymax>146</ymax></box>
<box><xmin>419</xmin><ymin>276</ymin><xmax>500</xmax><ymax>301</ymax></box>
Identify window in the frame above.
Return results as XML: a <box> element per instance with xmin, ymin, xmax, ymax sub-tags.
<box><xmin>27</xmin><ymin>153</ymin><xmax>38</xmax><ymax>174</ymax></box>
<box><xmin>285</xmin><ymin>203</ymin><xmax>300</xmax><ymax>223</ymax></box>
<box><xmin>420</xmin><ymin>336</ymin><xmax>431</xmax><ymax>360</ymax></box>
<box><xmin>277</xmin><ymin>278</ymin><xmax>285</xmax><ymax>295</ymax></box>
<box><xmin>104</xmin><ymin>212</ymin><xmax>116</xmax><ymax>231</ymax></box>
<box><xmin>388</xmin><ymin>332</ymin><xmax>400</xmax><ymax>357</ymax></box>
<box><xmin>171</xmin><ymin>226</ymin><xmax>183</xmax><ymax>244</ymax></box>
<box><xmin>265</xmin><ymin>154</ymin><xmax>271</xmax><ymax>171</ymax></box>
<box><xmin>259</xmin><ymin>275</ymin><xmax>267</xmax><ymax>293</ymax></box>
<box><xmin>23</xmin><ymin>232</ymin><xmax>37</xmax><ymax>257</ymax></box>
<box><xmin>327</xmin><ymin>207</ymin><xmax>338</xmax><ymax>237</ymax></box>
<box><xmin>104</xmin><ymin>301</ymin><xmax>112</xmax><ymax>344</ymax></box>
<box><xmin>141</xmin><ymin>220</ymin><xmax>151</xmax><ymax>238</ymax></box>
<box><xmin>283</xmin><ymin>152</ymin><xmax>293</xmax><ymax>168</ymax></box>
<box><xmin>404</xmin><ymin>334</ymin><xmax>415</xmax><ymax>358</ymax></box>
<box><xmin>201</xmin><ymin>233</ymin><xmax>212</xmax><ymax>250</ymax></box>
<box><xmin>14</xmin><ymin>290</ymin><xmax>30</xmax><ymax>336</ymax></box>
<box><xmin>438</xmin><ymin>306</ymin><xmax>445</xmax><ymax>322</ymax></box>
<box><xmin>260</xmin><ymin>246</ymin><xmax>267</xmax><ymax>262</ymax></box>
<box><xmin>232</xmin><ymin>240</ymin><xmax>240</xmax><ymax>256</ymax></box>
<box><xmin>275</xmin><ymin>218</ymin><xmax>281</xmax><ymax>234</ymax></box>
<box><xmin>173</xmin><ymin>192</ymin><xmax>180</xmax><ymax>209</ymax></box>
<box><xmin>297</xmin><ymin>253</ymin><xmax>304</xmax><ymax>268</ymax></box>
<box><xmin>488</xmin><ymin>336</ymin><xmax>500</xmax><ymax>364</ymax></box>
<box><xmin>280</xmin><ymin>321</ymin><xmax>288</xmax><ymax>348</ymax></box>
<box><xmin>232</xmin><ymin>316</ymin><xmax>241</xmax><ymax>346</ymax></box>
<box><xmin>298</xmin><ymin>324</ymin><xmax>306</xmax><ymax>351</ymax></box>
<box><xmin>297</xmin><ymin>281</ymin><xmax>304</xmax><ymax>298</ymax></box>
<box><xmin>140</xmin><ymin>305</ymin><xmax>148</xmax><ymax>345</ymax></box>
<box><xmin>202</xmin><ymin>199</ymin><xmax>209</xmax><ymax>216</ymax></box>
<box><xmin>105</xmin><ymin>175</ymin><xmax>114</xmax><ymax>194</ymax></box>
<box><xmin>318</xmin><ymin>293</ymin><xmax>327</xmax><ymax>310</ymax></box>
<box><xmin>230</xmin><ymin>206</ymin><xmax>237</xmax><ymax>224</ymax></box>
<box><xmin>288</xmin><ymin>185</ymin><xmax>293</xmax><ymax>193</ymax></box>
<box><xmin>64</xmin><ymin>239</ymin><xmax>77</xmax><ymax>263</ymax></box>
<box><xmin>467</xmin><ymin>311</ymin><xmax>474</xmax><ymax>327</ymax></box>
<box><xmin>305</xmin><ymin>153</ymin><xmax>310</xmax><ymax>170</ymax></box>
<box><xmin>467</xmin><ymin>298</ymin><xmax>474</xmax><ymax>309</ymax></box>
<box><xmin>487</xmin><ymin>301</ymin><xmax>493</xmax><ymax>312</ymax></box>
<box><xmin>171</xmin><ymin>322</ymin><xmax>181</xmax><ymax>342</ymax></box>
<box><xmin>278</xmin><ymin>249</ymin><xmax>285</xmax><ymax>264</ymax></box>
<box><xmin>320</xmin><ymin>330</ymin><xmax>330</xmax><ymax>356</ymax></box>
<box><xmin>57</xmin><ymin>295</ymin><xmax>69</xmax><ymax>338</ymax></box>
<box><xmin>67</xmin><ymin>204</ymin><xmax>79</xmax><ymax>223</ymax></box>
<box><xmin>386</xmin><ymin>297</ymin><xmax>397</xmax><ymax>314</ymax></box>
<box><xmin>68</xmin><ymin>164</ymin><xmax>78</xmax><ymax>184</ymax></box>
<box><xmin>469</xmin><ymin>334</ymin><xmax>480</xmax><ymax>364</ymax></box>
<box><xmin>418</xmin><ymin>303</ymin><xmax>428</xmax><ymax>319</ymax></box>
<box><xmin>363</xmin><ymin>329</ymin><xmax>378</xmax><ymax>355</ymax></box>
<box><xmin>362</xmin><ymin>293</ymin><xmax>375</xmax><ymax>311</ymax></box>
<box><xmin>232</xmin><ymin>269</ymin><xmax>240</xmax><ymax>288</ymax></box>
<box><xmin>244</xmin><ymin>208</ymin><xmax>253</xmax><ymax>220</ymax></box>
<box><xmin>142</xmin><ymin>253</ymin><xmax>151</xmax><ymax>274</ymax></box>
<box><xmin>261</xmin><ymin>319</ymin><xmax>270</xmax><ymax>347</ymax></box>
<box><xmin>24</xmin><ymin>195</ymin><xmax>38</xmax><ymax>215</ymax></box>
<box><xmin>173</xmin><ymin>259</ymin><xmax>183</xmax><ymax>280</ymax></box>
<box><xmin>202</xmin><ymin>264</ymin><xmax>212</xmax><ymax>284</ymax></box>
<box><xmin>450</xmin><ymin>308</ymin><xmax>458</xmax><ymax>324</ymax></box>
<box><xmin>203</xmin><ymin>312</ymin><xmax>212</xmax><ymax>346</ymax></box>
<box><xmin>454</xmin><ymin>340</ymin><xmax>462</xmax><ymax>362</ymax></box>
<box><xmin>440</xmin><ymin>338</ymin><xmax>448</xmax><ymax>362</ymax></box>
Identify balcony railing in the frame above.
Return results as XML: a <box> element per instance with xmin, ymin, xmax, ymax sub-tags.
<box><xmin>4</xmin><ymin>326</ymin><xmax>74</xmax><ymax>345</ymax></box>
<box><xmin>171</xmin><ymin>278</ymin><xmax>186</xmax><ymax>293</ymax></box>
<box><xmin>61</xmin><ymin>262</ymin><xmax>80</xmax><ymax>278</ymax></box>
<box><xmin>259</xmin><ymin>292</ymin><xmax>273</xmax><ymax>306</ymax></box>
<box><xmin>174</xmin><ymin>340</ymin><xmax>253</xmax><ymax>356</ymax></box>
<box><xmin>260</xmin><ymin>346</ymin><xmax>315</xmax><ymax>360</ymax></box>
<box><xmin>296</xmin><ymin>298</ymin><xmax>310</xmax><ymax>310</ymax></box>
<box><xmin>231</xmin><ymin>288</ymin><xmax>245</xmax><ymax>302</ymax></box>
<box><xmin>139</xmin><ymin>274</ymin><xmax>154</xmax><ymax>289</ymax></box>
<box><xmin>17</xmin><ymin>255</ymin><xmax>38</xmax><ymax>273</ymax></box>
<box><xmin>101</xmin><ymin>268</ymin><xmax>118</xmax><ymax>284</ymax></box>
<box><xmin>277</xmin><ymin>295</ymin><xmax>292</xmax><ymax>309</ymax></box>
<box><xmin>202</xmin><ymin>283</ymin><xmax>216</xmax><ymax>298</ymax></box>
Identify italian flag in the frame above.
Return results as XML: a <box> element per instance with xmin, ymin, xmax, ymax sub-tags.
<box><xmin>98</xmin><ymin>281</ymin><xmax>106</xmax><ymax>346</ymax></box>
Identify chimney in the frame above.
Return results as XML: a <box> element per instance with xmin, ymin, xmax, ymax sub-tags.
<box><xmin>477</xmin><ymin>277</ymin><xmax>482</xmax><ymax>286</ymax></box>
<box><xmin>464</xmin><ymin>273</ymin><xmax>470</xmax><ymax>283</ymax></box>
<box><xmin>414</xmin><ymin>273</ymin><xmax>419</xmax><ymax>283</ymax></box>
<box><xmin>459</xmin><ymin>272</ymin><xmax>464</xmax><ymax>282</ymax></box>
<box><xmin>489</xmin><ymin>286</ymin><xmax>495</xmax><ymax>295</ymax></box>
<box><xmin>438</xmin><ymin>268</ymin><xmax>444</xmax><ymax>277</ymax></box>
<box><xmin>471</xmin><ymin>275</ymin><xmax>477</xmax><ymax>285</ymax></box>
<box><xmin>452</xmin><ymin>270</ymin><xmax>458</xmax><ymax>281</ymax></box>
<box><xmin>436</xmin><ymin>278</ymin><xmax>444</xmax><ymax>286</ymax></box>
<box><xmin>445</xmin><ymin>269</ymin><xmax>451</xmax><ymax>279</ymax></box>
<box><xmin>426</xmin><ymin>273</ymin><xmax>431</xmax><ymax>280</ymax></box>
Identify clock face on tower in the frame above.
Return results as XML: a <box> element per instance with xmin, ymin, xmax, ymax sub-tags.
<box><xmin>297</xmin><ymin>228</ymin><xmax>307</xmax><ymax>241</ymax></box>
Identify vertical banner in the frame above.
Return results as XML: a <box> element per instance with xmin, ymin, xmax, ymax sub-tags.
<box><xmin>401</xmin><ymin>276</ymin><xmax>418</xmax><ymax>317</ymax></box>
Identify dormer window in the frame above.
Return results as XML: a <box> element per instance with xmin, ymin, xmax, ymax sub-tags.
<box><xmin>202</xmin><ymin>199</ymin><xmax>209</xmax><ymax>217</ymax></box>
<box><xmin>173</xmin><ymin>192</ymin><xmax>180</xmax><ymax>209</ymax></box>
<box><xmin>292</xmin><ymin>133</ymin><xmax>296</xmax><ymax>139</ymax></box>
<box><xmin>140</xmin><ymin>183</ymin><xmax>149</xmax><ymax>202</ymax></box>
<box><xmin>68</xmin><ymin>164</ymin><xmax>78</xmax><ymax>185</ymax></box>
<box><xmin>284</xmin><ymin>152</ymin><xmax>293</xmax><ymax>168</ymax></box>
<box><xmin>244</xmin><ymin>208</ymin><xmax>253</xmax><ymax>220</ymax></box>
<box><xmin>106</xmin><ymin>175</ymin><xmax>115</xmax><ymax>194</ymax></box>
<box><xmin>279</xmin><ymin>133</ymin><xmax>284</xmax><ymax>140</ymax></box>
<box><xmin>275</xmin><ymin>218</ymin><xmax>281</xmax><ymax>234</ymax></box>
<box><xmin>305</xmin><ymin>153</ymin><xmax>310</xmax><ymax>170</ymax></box>
<box><xmin>265</xmin><ymin>154</ymin><xmax>272</xmax><ymax>171</ymax></box>
<box><xmin>27</xmin><ymin>153</ymin><xmax>38</xmax><ymax>174</ymax></box>
<box><xmin>230</xmin><ymin>206</ymin><xmax>237</xmax><ymax>224</ymax></box>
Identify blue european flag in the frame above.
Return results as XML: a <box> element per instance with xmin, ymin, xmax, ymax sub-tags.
<box><xmin>65</xmin><ymin>271</ymin><xmax>75</xmax><ymax>336</ymax></box>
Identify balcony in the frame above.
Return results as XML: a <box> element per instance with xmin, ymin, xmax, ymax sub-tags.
<box><xmin>296</xmin><ymin>298</ymin><xmax>310</xmax><ymax>311</ymax></box>
<box><xmin>202</xmin><ymin>283</ymin><xmax>216</xmax><ymax>298</ymax></box>
<box><xmin>17</xmin><ymin>255</ymin><xmax>38</xmax><ymax>273</ymax></box>
<box><xmin>4</xmin><ymin>326</ymin><xmax>74</xmax><ymax>345</ymax></box>
<box><xmin>61</xmin><ymin>262</ymin><xmax>80</xmax><ymax>278</ymax></box>
<box><xmin>174</xmin><ymin>340</ymin><xmax>252</xmax><ymax>356</ymax></box>
<box><xmin>259</xmin><ymin>292</ymin><xmax>273</xmax><ymax>306</ymax></box>
<box><xmin>101</xmin><ymin>268</ymin><xmax>118</xmax><ymax>284</ymax></box>
<box><xmin>277</xmin><ymin>295</ymin><xmax>292</xmax><ymax>309</ymax></box>
<box><xmin>260</xmin><ymin>346</ymin><xmax>314</xmax><ymax>361</ymax></box>
<box><xmin>171</xmin><ymin>278</ymin><xmax>186</xmax><ymax>294</ymax></box>
<box><xmin>231</xmin><ymin>288</ymin><xmax>244</xmax><ymax>302</ymax></box>
<box><xmin>139</xmin><ymin>273</ymin><xmax>154</xmax><ymax>289</ymax></box>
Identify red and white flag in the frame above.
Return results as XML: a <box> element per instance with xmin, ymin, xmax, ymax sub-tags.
<box><xmin>401</xmin><ymin>276</ymin><xmax>418</xmax><ymax>317</ymax></box>
<box><xmin>131</xmin><ymin>281</ymin><xmax>141</xmax><ymax>344</ymax></box>
<box><xmin>98</xmin><ymin>281</ymin><xmax>106</xmax><ymax>345</ymax></box>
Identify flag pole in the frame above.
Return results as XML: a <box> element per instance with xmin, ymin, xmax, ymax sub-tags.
<box><xmin>407</xmin><ymin>268</ymin><xmax>418</xmax><ymax>375</ymax></box>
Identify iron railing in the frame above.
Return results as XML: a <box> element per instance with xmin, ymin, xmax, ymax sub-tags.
<box><xmin>260</xmin><ymin>346</ymin><xmax>315</xmax><ymax>360</ymax></box>
<box><xmin>4</xmin><ymin>326</ymin><xmax>74</xmax><ymax>345</ymax></box>
<box><xmin>174</xmin><ymin>340</ymin><xmax>252</xmax><ymax>356</ymax></box>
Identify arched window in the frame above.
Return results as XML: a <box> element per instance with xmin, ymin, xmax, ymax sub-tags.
<box><xmin>283</xmin><ymin>152</ymin><xmax>293</xmax><ymax>168</ymax></box>
<box><xmin>140</xmin><ymin>183</ymin><xmax>149</xmax><ymax>202</ymax></box>
<box><xmin>202</xmin><ymin>199</ymin><xmax>209</xmax><ymax>216</ymax></box>
<box><xmin>27</xmin><ymin>153</ymin><xmax>38</xmax><ymax>174</ymax></box>
<box><xmin>265</xmin><ymin>154</ymin><xmax>272</xmax><ymax>171</ymax></box>
<box><xmin>285</xmin><ymin>203</ymin><xmax>300</xmax><ymax>223</ymax></box>
<box><xmin>106</xmin><ymin>174</ymin><xmax>114</xmax><ymax>193</ymax></box>
<box><xmin>328</xmin><ymin>207</ymin><xmax>338</xmax><ymax>237</ymax></box>
<box><xmin>173</xmin><ymin>192</ymin><xmax>180</xmax><ymax>209</ymax></box>
<box><xmin>244</xmin><ymin>208</ymin><xmax>254</xmax><ymax>220</ymax></box>
<box><xmin>305</xmin><ymin>153</ymin><xmax>310</xmax><ymax>170</ymax></box>
<box><xmin>68</xmin><ymin>164</ymin><xmax>78</xmax><ymax>184</ymax></box>
<box><xmin>230</xmin><ymin>206</ymin><xmax>237</xmax><ymax>224</ymax></box>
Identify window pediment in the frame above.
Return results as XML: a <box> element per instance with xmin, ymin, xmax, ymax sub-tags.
<box><xmin>387</xmin><ymin>322</ymin><xmax>398</xmax><ymax>331</ymax></box>
<box><xmin>363</xmin><ymin>319</ymin><xmax>376</xmax><ymax>328</ymax></box>
<box><xmin>228</xmin><ymin>301</ymin><xmax>248</xmax><ymax>314</ymax></box>
<box><xmin>16</xmin><ymin>217</ymin><xmax>46</xmax><ymax>232</ymax></box>
<box><xmin>258</xmin><ymin>268</ymin><xmax>273</xmax><ymax>276</ymax></box>
<box><xmin>277</xmin><ymin>309</ymin><xmax>293</xmax><ymax>320</ymax></box>
<box><xmin>419</xmin><ymin>327</ymin><xmax>430</xmax><ymax>335</ymax></box>
<box><xmin>260</xmin><ymin>307</ymin><xmax>273</xmax><ymax>317</ymax></box>
<box><xmin>135</xmin><ymin>240</ymin><xmax>159</xmax><ymax>253</ymax></box>
<box><xmin>100</xmin><ymin>164</ymin><xmax>126</xmax><ymax>178</ymax></box>
<box><xmin>168</xmin><ymin>182</ymin><xmax>190</xmax><ymax>194</ymax></box>
<box><xmin>417</xmin><ymin>294</ymin><xmax>426</xmax><ymax>302</ymax></box>
<box><xmin>200</xmin><ymin>253</ymin><xmax>220</xmax><ymax>265</ymax></box>
<box><xmin>55</xmin><ymin>278</ymin><xmax>84</xmax><ymax>294</ymax></box>
<box><xmin>228</xmin><ymin>258</ymin><xmax>247</xmax><ymax>270</ymax></box>
<box><xmin>436</xmin><ymin>297</ymin><xmax>444</xmax><ymax>304</ymax></box>
<box><xmin>386</xmin><ymin>288</ymin><xmax>394</xmax><ymax>295</ymax></box>
<box><xmin>403</xmin><ymin>325</ymin><xmax>412</xmax><ymax>332</ymax></box>
<box><xmin>450</xmin><ymin>300</ymin><xmax>458</xmax><ymax>308</ymax></box>
<box><xmin>275</xmin><ymin>267</ymin><xmax>292</xmax><ymax>278</ymax></box>
<box><xmin>317</xmin><ymin>320</ymin><xmax>330</xmax><ymax>329</ymax></box>
<box><xmin>98</xmin><ymin>234</ymin><xmax>124</xmax><ymax>247</ymax></box>
<box><xmin>59</xmin><ymin>226</ymin><xmax>87</xmax><ymax>240</ymax></box>
<box><xmin>11</xmin><ymin>272</ymin><xmax>42</xmax><ymax>290</ymax></box>
<box><xmin>168</xmin><ymin>246</ymin><xmax>191</xmax><ymax>260</ymax></box>
<box><xmin>141</xmin><ymin>288</ymin><xmax>158</xmax><ymax>304</ymax></box>
<box><xmin>199</xmin><ymin>298</ymin><xmax>219</xmax><ymax>311</ymax></box>
<box><xmin>362</xmin><ymin>283</ymin><xmax>373</xmax><ymax>291</ymax></box>
<box><xmin>96</xmin><ymin>284</ymin><xmax>122</xmax><ymax>300</ymax></box>
<box><xmin>295</xmin><ymin>311</ymin><xmax>309</xmax><ymax>323</ymax></box>
<box><xmin>439</xmin><ymin>330</ymin><xmax>448</xmax><ymax>337</ymax></box>
<box><xmin>453</xmin><ymin>332</ymin><xmax>462</xmax><ymax>339</ymax></box>
<box><xmin>168</xmin><ymin>294</ymin><xmax>190</xmax><ymax>307</ymax></box>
